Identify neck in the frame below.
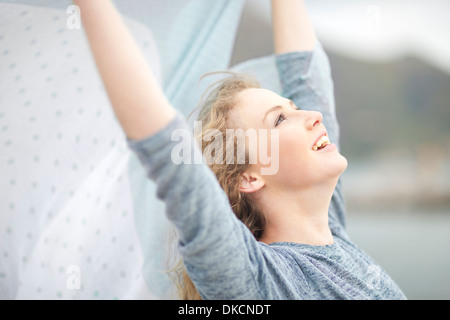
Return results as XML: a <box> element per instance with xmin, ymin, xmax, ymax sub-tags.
<box><xmin>257</xmin><ymin>179</ymin><xmax>337</xmax><ymax>246</ymax></box>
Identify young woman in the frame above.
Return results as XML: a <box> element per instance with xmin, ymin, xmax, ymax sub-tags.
<box><xmin>74</xmin><ymin>0</ymin><xmax>406</xmax><ymax>299</ymax></box>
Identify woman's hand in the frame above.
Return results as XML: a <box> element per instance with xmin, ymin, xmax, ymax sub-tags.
<box><xmin>73</xmin><ymin>0</ymin><xmax>176</xmax><ymax>140</ymax></box>
<box><xmin>271</xmin><ymin>0</ymin><xmax>316</xmax><ymax>54</ymax></box>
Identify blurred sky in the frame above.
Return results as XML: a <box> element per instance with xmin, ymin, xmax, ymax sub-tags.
<box><xmin>238</xmin><ymin>0</ymin><xmax>450</xmax><ymax>74</ymax></box>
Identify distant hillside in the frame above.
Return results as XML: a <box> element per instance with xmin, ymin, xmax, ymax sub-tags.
<box><xmin>329</xmin><ymin>52</ymin><xmax>450</xmax><ymax>161</ymax></box>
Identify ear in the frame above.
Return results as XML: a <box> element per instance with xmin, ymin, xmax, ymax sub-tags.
<box><xmin>239</xmin><ymin>171</ymin><xmax>265</xmax><ymax>194</ymax></box>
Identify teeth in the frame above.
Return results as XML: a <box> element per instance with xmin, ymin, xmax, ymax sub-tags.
<box><xmin>313</xmin><ymin>135</ymin><xmax>330</xmax><ymax>151</ymax></box>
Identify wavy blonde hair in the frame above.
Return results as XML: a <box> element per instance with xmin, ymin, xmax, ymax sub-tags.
<box><xmin>168</xmin><ymin>71</ymin><xmax>266</xmax><ymax>300</ymax></box>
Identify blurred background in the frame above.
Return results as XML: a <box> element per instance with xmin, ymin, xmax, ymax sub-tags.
<box><xmin>231</xmin><ymin>0</ymin><xmax>450</xmax><ymax>299</ymax></box>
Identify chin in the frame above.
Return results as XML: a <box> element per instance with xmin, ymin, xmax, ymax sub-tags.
<box><xmin>339</xmin><ymin>154</ymin><xmax>348</xmax><ymax>173</ymax></box>
<box><xmin>327</xmin><ymin>153</ymin><xmax>348</xmax><ymax>178</ymax></box>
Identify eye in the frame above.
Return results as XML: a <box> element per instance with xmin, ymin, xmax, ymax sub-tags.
<box><xmin>275</xmin><ymin>113</ymin><xmax>286</xmax><ymax>126</ymax></box>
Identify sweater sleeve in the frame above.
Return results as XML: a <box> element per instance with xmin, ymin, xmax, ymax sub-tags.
<box><xmin>276</xmin><ymin>40</ymin><xmax>347</xmax><ymax>230</ymax></box>
<box><xmin>126</xmin><ymin>111</ymin><xmax>268</xmax><ymax>299</ymax></box>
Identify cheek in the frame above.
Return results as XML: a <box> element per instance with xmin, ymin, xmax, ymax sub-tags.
<box><xmin>279</xmin><ymin>135</ymin><xmax>307</xmax><ymax>164</ymax></box>
<box><xmin>277</xmin><ymin>133</ymin><xmax>315</xmax><ymax>181</ymax></box>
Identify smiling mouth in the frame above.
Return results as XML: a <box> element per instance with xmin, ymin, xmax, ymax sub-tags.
<box><xmin>312</xmin><ymin>134</ymin><xmax>330</xmax><ymax>151</ymax></box>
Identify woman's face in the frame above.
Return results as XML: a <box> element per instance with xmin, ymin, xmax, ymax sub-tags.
<box><xmin>232</xmin><ymin>88</ymin><xmax>347</xmax><ymax>191</ymax></box>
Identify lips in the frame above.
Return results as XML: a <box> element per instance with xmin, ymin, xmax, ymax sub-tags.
<box><xmin>312</xmin><ymin>132</ymin><xmax>330</xmax><ymax>151</ymax></box>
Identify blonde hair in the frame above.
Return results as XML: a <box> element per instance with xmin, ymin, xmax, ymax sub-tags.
<box><xmin>168</xmin><ymin>71</ymin><xmax>266</xmax><ymax>300</ymax></box>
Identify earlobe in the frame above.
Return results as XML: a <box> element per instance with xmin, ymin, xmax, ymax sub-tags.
<box><xmin>239</xmin><ymin>172</ymin><xmax>265</xmax><ymax>193</ymax></box>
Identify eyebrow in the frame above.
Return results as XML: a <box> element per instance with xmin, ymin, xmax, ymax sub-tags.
<box><xmin>262</xmin><ymin>100</ymin><xmax>296</xmax><ymax>123</ymax></box>
<box><xmin>262</xmin><ymin>105</ymin><xmax>283</xmax><ymax>123</ymax></box>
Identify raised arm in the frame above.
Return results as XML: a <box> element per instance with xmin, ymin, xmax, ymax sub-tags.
<box><xmin>271</xmin><ymin>0</ymin><xmax>338</xmax><ymax>144</ymax></box>
<box><xmin>74</xmin><ymin>0</ymin><xmax>176</xmax><ymax>140</ymax></box>
<box><xmin>271</xmin><ymin>0</ymin><xmax>316</xmax><ymax>54</ymax></box>
<box><xmin>271</xmin><ymin>0</ymin><xmax>347</xmax><ymax>228</ymax></box>
<box><xmin>74</xmin><ymin>0</ymin><xmax>279</xmax><ymax>299</ymax></box>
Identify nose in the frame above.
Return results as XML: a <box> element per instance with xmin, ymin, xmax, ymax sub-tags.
<box><xmin>304</xmin><ymin>110</ymin><xmax>323</xmax><ymax>130</ymax></box>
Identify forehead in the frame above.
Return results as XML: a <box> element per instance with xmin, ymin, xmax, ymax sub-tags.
<box><xmin>236</xmin><ymin>88</ymin><xmax>283</xmax><ymax>108</ymax></box>
<box><xmin>233</xmin><ymin>88</ymin><xmax>285</xmax><ymax>123</ymax></box>
<box><xmin>229</xmin><ymin>88</ymin><xmax>286</xmax><ymax>129</ymax></box>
